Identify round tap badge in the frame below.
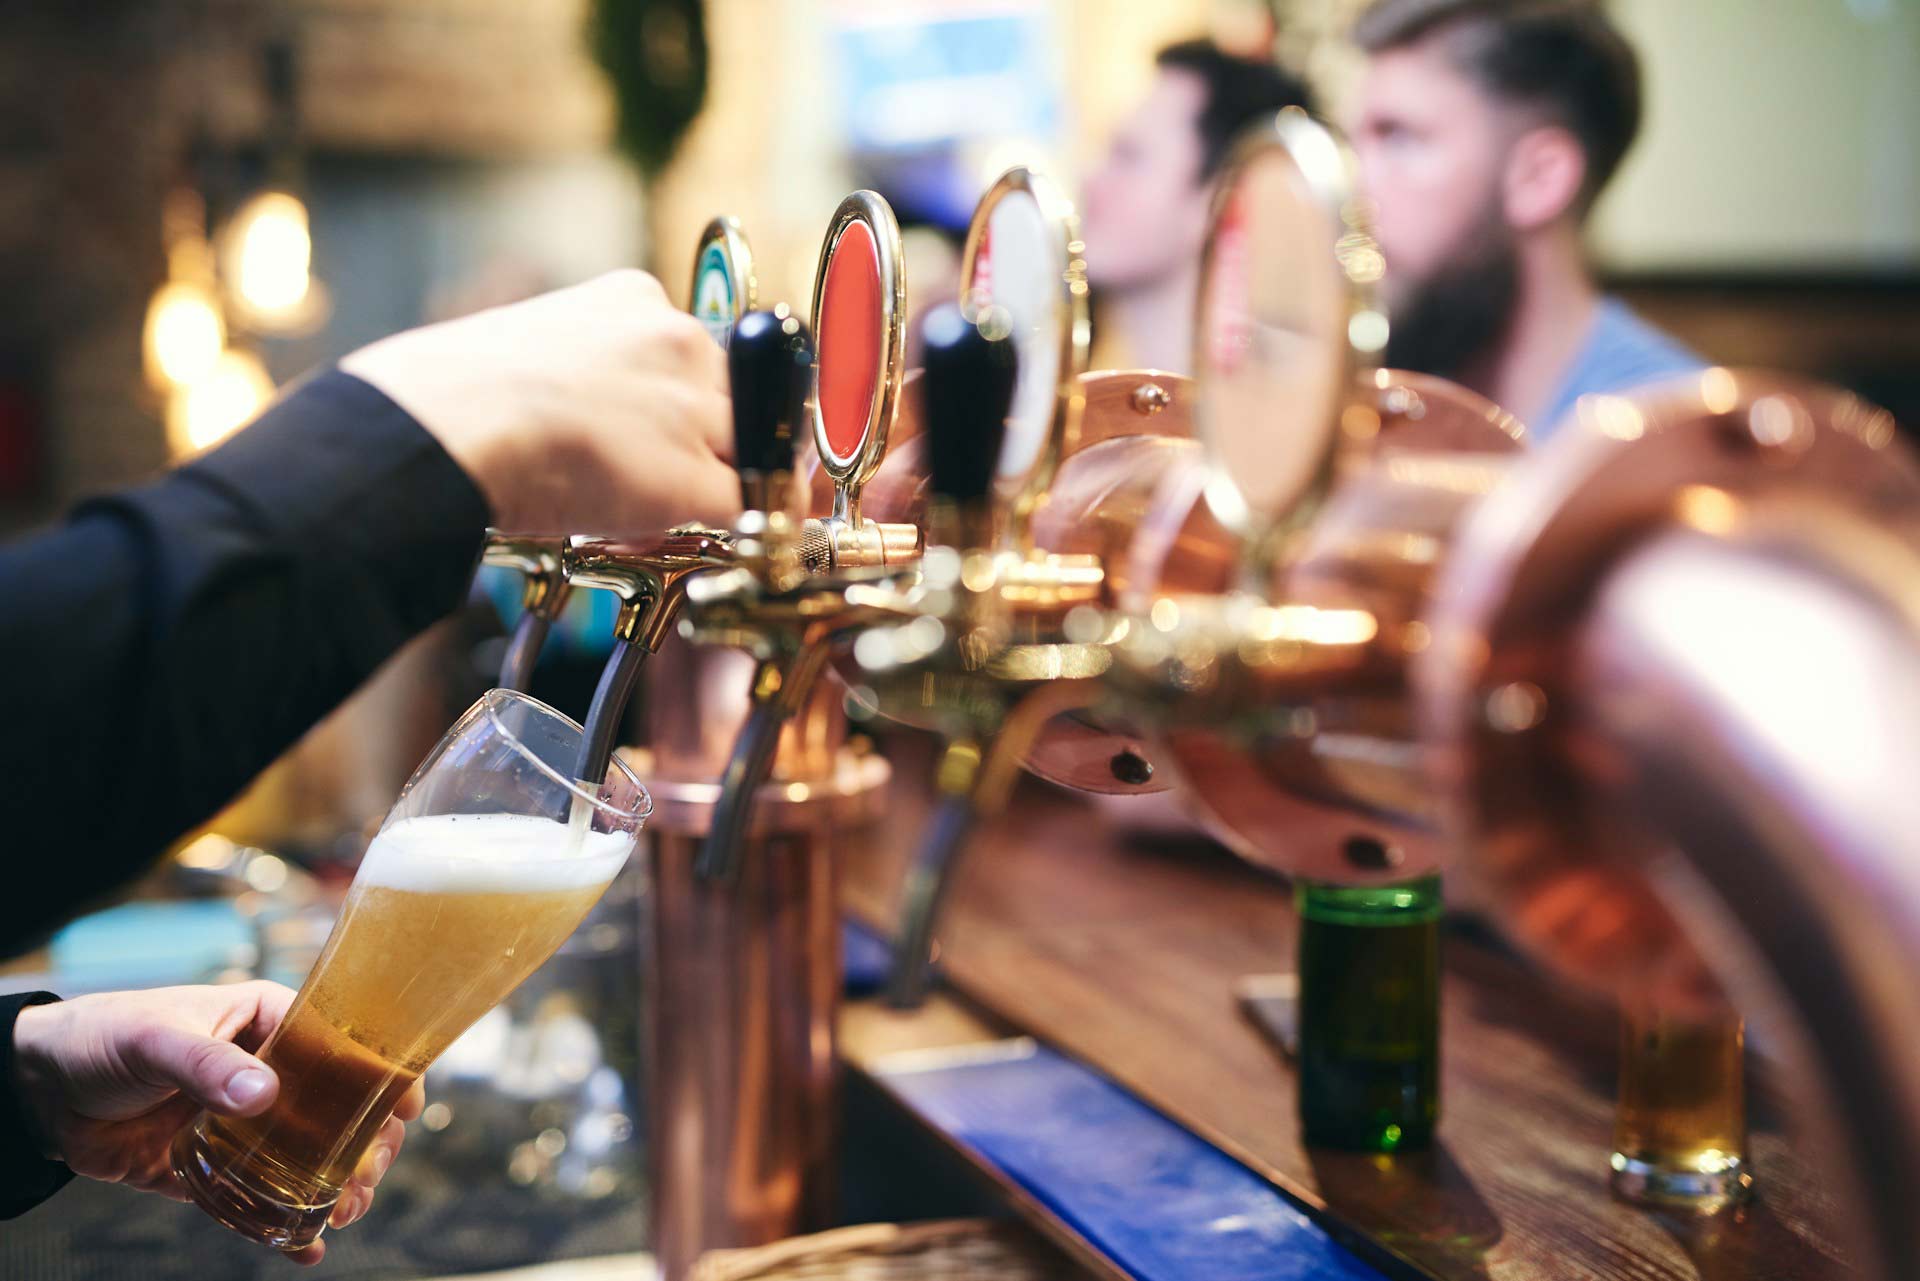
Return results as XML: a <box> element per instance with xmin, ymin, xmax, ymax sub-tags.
<box><xmin>1195</xmin><ymin>109</ymin><xmax>1370</xmax><ymax>532</ymax></box>
<box><xmin>693</xmin><ymin>243</ymin><xmax>736</xmax><ymax>347</ymax></box>
<box><xmin>688</xmin><ymin>217</ymin><xmax>756</xmax><ymax>349</ymax></box>
<box><xmin>971</xmin><ymin>191</ymin><xmax>1062</xmax><ymax>480</ymax></box>
<box><xmin>1204</xmin><ymin>188</ymin><xmax>1251</xmax><ymax>379</ymax></box>
<box><xmin>808</xmin><ymin>191</ymin><xmax>904</xmax><ymax>498</ymax></box>
<box><xmin>958</xmin><ymin>167</ymin><xmax>1087</xmax><ymax>508</ymax></box>
<box><xmin>818</xmin><ymin>219</ymin><xmax>883</xmax><ymax>462</ymax></box>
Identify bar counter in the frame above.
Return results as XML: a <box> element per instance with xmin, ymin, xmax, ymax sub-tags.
<box><xmin>838</xmin><ymin>736</ymin><xmax>1853</xmax><ymax>1281</ymax></box>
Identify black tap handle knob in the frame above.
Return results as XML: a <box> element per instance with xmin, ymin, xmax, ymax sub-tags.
<box><xmin>728</xmin><ymin>309</ymin><xmax>813</xmax><ymax>476</ymax></box>
<box><xmin>919</xmin><ymin>303</ymin><xmax>1017</xmax><ymax>506</ymax></box>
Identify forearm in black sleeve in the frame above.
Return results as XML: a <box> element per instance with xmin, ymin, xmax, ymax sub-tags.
<box><xmin>0</xmin><ymin>370</ymin><xmax>491</xmax><ymax>952</ymax></box>
<box><xmin>0</xmin><ymin>993</ymin><xmax>69</xmax><ymax>1218</ymax></box>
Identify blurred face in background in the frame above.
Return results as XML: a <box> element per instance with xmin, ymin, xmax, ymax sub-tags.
<box><xmin>1351</xmin><ymin>39</ymin><xmax>1521</xmax><ymax>376</ymax></box>
<box><xmin>1081</xmin><ymin>68</ymin><xmax>1218</xmax><ymax>294</ymax></box>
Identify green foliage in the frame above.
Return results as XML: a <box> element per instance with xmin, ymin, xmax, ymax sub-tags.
<box><xmin>588</xmin><ymin>0</ymin><xmax>709</xmax><ymax>177</ymax></box>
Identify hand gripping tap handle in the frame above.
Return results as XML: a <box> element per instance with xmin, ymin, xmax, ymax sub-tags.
<box><xmin>571</xmin><ymin>313</ymin><xmax>812</xmax><ymax>795</ymax></box>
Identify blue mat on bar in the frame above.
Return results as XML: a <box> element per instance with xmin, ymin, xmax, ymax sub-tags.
<box><xmin>876</xmin><ymin>1040</ymin><xmax>1385</xmax><ymax>1281</ymax></box>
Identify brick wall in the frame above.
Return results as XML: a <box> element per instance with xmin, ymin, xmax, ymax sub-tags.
<box><xmin>0</xmin><ymin>0</ymin><xmax>616</xmax><ymax>528</ymax></box>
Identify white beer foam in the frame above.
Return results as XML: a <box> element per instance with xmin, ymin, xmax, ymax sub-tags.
<box><xmin>357</xmin><ymin>813</ymin><xmax>631</xmax><ymax>894</ymax></box>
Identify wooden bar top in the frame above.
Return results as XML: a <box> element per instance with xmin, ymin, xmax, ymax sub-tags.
<box><xmin>839</xmin><ymin>740</ymin><xmax>1855</xmax><ymax>1281</ymax></box>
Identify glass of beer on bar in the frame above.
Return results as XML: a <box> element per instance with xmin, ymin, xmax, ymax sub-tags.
<box><xmin>170</xmin><ymin>689</ymin><xmax>651</xmax><ymax>1251</ymax></box>
<box><xmin>1611</xmin><ymin>1000</ymin><xmax>1753</xmax><ymax>1210</ymax></box>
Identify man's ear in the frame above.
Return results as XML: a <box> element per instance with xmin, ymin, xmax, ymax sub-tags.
<box><xmin>1502</xmin><ymin>125</ymin><xmax>1588</xmax><ymax>231</ymax></box>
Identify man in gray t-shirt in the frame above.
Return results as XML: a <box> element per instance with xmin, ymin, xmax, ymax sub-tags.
<box><xmin>1348</xmin><ymin>0</ymin><xmax>1705</xmax><ymax>441</ymax></box>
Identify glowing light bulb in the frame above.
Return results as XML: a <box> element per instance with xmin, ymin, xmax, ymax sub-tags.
<box><xmin>226</xmin><ymin>190</ymin><xmax>313</xmax><ymax>326</ymax></box>
<box><xmin>168</xmin><ymin>348</ymin><xmax>274</xmax><ymax>457</ymax></box>
<box><xmin>143</xmin><ymin>280</ymin><xmax>226</xmax><ymax>389</ymax></box>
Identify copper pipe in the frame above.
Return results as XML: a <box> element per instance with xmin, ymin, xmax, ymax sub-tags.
<box><xmin>630</xmin><ymin>640</ymin><xmax>884</xmax><ymax>1279</ymax></box>
<box><xmin>1416</xmin><ymin>371</ymin><xmax>1919</xmax><ymax>1280</ymax></box>
<box><xmin>643</xmin><ymin>822</ymin><xmax>841</xmax><ymax>1280</ymax></box>
<box><xmin>1065</xmin><ymin>372</ymin><xmax>1523</xmax><ymax>875</ymax></box>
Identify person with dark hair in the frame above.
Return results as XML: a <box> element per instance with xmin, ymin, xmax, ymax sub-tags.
<box><xmin>1350</xmin><ymin>0</ymin><xmax>1703</xmax><ymax>434</ymax></box>
<box><xmin>1081</xmin><ymin>39</ymin><xmax>1314</xmax><ymax>373</ymax></box>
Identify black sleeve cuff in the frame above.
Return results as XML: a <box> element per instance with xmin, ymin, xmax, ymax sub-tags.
<box><xmin>0</xmin><ymin>992</ymin><xmax>72</xmax><ymax>1219</ymax></box>
<box><xmin>182</xmin><ymin>367</ymin><xmax>494</xmax><ymax>634</ymax></box>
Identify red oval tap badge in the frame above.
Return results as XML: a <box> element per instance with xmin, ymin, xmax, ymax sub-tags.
<box><xmin>817</xmin><ymin>220</ymin><xmax>883</xmax><ymax>462</ymax></box>
<box><xmin>1206</xmin><ymin>188</ymin><xmax>1251</xmax><ymax>378</ymax></box>
<box><xmin>969</xmin><ymin>224</ymin><xmax>994</xmax><ymax>308</ymax></box>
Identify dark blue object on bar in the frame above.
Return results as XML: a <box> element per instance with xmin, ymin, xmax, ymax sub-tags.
<box><xmin>875</xmin><ymin>1040</ymin><xmax>1386</xmax><ymax>1281</ymax></box>
<box><xmin>842</xmin><ymin>918</ymin><xmax>898</xmax><ymax>996</ymax></box>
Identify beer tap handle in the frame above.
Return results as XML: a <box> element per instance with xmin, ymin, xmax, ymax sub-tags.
<box><xmin>682</xmin><ymin>311</ymin><xmax>823</xmax><ymax>882</ymax></box>
<box><xmin>919</xmin><ymin>303</ymin><xmax>1016</xmax><ymax>544</ymax></box>
<box><xmin>729</xmin><ymin>308</ymin><xmax>812</xmax><ymax>516</ymax></box>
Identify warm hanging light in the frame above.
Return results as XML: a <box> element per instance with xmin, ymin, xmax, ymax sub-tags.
<box><xmin>167</xmin><ymin>347</ymin><xmax>275</xmax><ymax>457</ymax></box>
<box><xmin>143</xmin><ymin>279</ymin><xmax>227</xmax><ymax>390</ymax></box>
<box><xmin>224</xmin><ymin>189</ymin><xmax>320</xmax><ymax>329</ymax></box>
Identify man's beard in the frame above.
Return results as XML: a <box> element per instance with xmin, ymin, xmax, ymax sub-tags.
<box><xmin>1382</xmin><ymin>213</ymin><xmax>1519</xmax><ymax>382</ymax></box>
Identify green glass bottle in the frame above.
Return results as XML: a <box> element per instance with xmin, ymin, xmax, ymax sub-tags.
<box><xmin>1295</xmin><ymin>874</ymin><xmax>1441</xmax><ymax>1151</ymax></box>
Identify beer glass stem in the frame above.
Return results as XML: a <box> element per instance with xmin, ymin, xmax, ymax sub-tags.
<box><xmin>1611</xmin><ymin>1001</ymin><xmax>1754</xmax><ymax>1210</ymax></box>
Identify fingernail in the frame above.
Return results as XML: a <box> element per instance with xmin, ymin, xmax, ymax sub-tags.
<box><xmin>226</xmin><ymin>1068</ymin><xmax>272</xmax><ymax>1108</ymax></box>
<box><xmin>371</xmin><ymin>1146</ymin><xmax>393</xmax><ymax>1182</ymax></box>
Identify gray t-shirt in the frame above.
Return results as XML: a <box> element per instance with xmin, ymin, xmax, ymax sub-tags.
<box><xmin>1535</xmin><ymin>297</ymin><xmax>1706</xmax><ymax>440</ymax></box>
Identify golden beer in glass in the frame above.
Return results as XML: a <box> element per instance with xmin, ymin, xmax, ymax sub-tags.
<box><xmin>1611</xmin><ymin>1001</ymin><xmax>1753</xmax><ymax>1210</ymax></box>
<box><xmin>170</xmin><ymin>690</ymin><xmax>650</xmax><ymax>1250</ymax></box>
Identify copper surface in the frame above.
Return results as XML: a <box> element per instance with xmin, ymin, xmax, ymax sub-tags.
<box><xmin>1413</xmin><ymin>371</ymin><xmax>1918</xmax><ymax>1281</ymax></box>
<box><xmin>1415</xmin><ymin>371</ymin><xmax>1914</xmax><ymax>1003</ymax></box>
<box><xmin>631</xmin><ymin>629</ymin><xmax>886</xmax><ymax>1278</ymax></box>
<box><xmin>848</xmin><ymin>367</ymin><xmax>1194</xmax><ymax>541</ymax></box>
<box><xmin>1140</xmin><ymin>371</ymin><xmax>1522</xmax><ymax>882</ymax></box>
<box><xmin>642</xmin><ymin>822</ymin><xmax>842</xmax><ymax>1281</ymax></box>
<box><xmin>1021</xmin><ymin>372</ymin><xmax>1520</xmax><ymax>827</ymax></box>
<box><xmin>998</xmin><ymin>370</ymin><xmax>1199</xmax><ymax>793</ymax></box>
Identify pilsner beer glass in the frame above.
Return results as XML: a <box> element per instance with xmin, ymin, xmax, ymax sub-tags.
<box><xmin>170</xmin><ymin>689</ymin><xmax>651</xmax><ymax>1251</ymax></box>
<box><xmin>1611</xmin><ymin>1000</ymin><xmax>1753</xmax><ymax>1210</ymax></box>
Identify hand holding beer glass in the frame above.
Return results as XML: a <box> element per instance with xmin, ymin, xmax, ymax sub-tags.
<box><xmin>170</xmin><ymin>689</ymin><xmax>651</xmax><ymax>1251</ymax></box>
